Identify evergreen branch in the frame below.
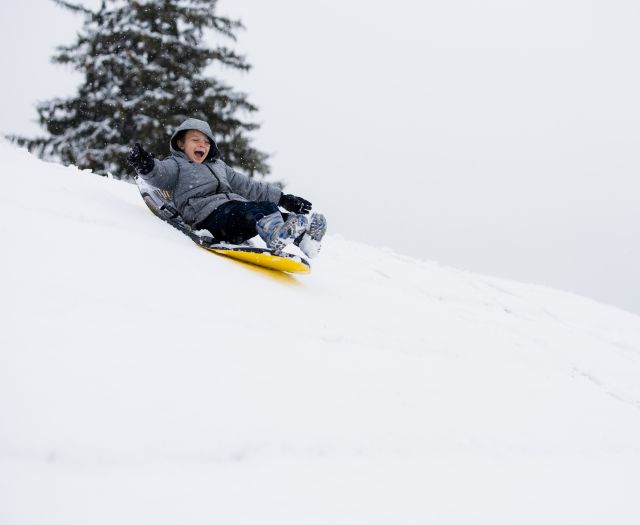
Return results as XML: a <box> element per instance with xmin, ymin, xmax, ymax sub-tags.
<box><xmin>208</xmin><ymin>47</ymin><xmax>251</xmax><ymax>71</ymax></box>
<box><xmin>211</xmin><ymin>16</ymin><xmax>245</xmax><ymax>40</ymax></box>
<box><xmin>52</xmin><ymin>0</ymin><xmax>93</xmax><ymax>15</ymax></box>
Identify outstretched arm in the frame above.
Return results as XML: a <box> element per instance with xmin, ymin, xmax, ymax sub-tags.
<box><xmin>225</xmin><ymin>163</ymin><xmax>312</xmax><ymax>213</ymax></box>
<box><xmin>225</xmin><ymin>163</ymin><xmax>282</xmax><ymax>203</ymax></box>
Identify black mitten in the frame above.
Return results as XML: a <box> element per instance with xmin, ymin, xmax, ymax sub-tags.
<box><xmin>127</xmin><ymin>142</ymin><xmax>155</xmax><ymax>175</ymax></box>
<box><xmin>278</xmin><ymin>193</ymin><xmax>312</xmax><ymax>214</ymax></box>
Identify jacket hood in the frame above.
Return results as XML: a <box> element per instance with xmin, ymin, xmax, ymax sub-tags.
<box><xmin>169</xmin><ymin>118</ymin><xmax>220</xmax><ymax>162</ymax></box>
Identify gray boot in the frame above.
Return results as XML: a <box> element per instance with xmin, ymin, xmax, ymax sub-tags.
<box><xmin>297</xmin><ymin>213</ymin><xmax>327</xmax><ymax>258</ymax></box>
<box><xmin>256</xmin><ymin>212</ymin><xmax>308</xmax><ymax>253</ymax></box>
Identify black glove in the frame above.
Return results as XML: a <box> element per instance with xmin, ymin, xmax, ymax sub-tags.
<box><xmin>278</xmin><ymin>193</ymin><xmax>312</xmax><ymax>214</ymax></box>
<box><xmin>127</xmin><ymin>142</ymin><xmax>155</xmax><ymax>175</ymax></box>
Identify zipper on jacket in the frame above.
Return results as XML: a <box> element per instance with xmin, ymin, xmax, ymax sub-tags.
<box><xmin>205</xmin><ymin>164</ymin><xmax>223</xmax><ymax>189</ymax></box>
<box><xmin>205</xmin><ymin>164</ymin><xmax>233</xmax><ymax>200</ymax></box>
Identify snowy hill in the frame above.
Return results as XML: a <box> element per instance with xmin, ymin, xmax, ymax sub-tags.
<box><xmin>1</xmin><ymin>140</ymin><xmax>640</xmax><ymax>524</ymax></box>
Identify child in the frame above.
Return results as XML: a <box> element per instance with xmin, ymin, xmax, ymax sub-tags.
<box><xmin>128</xmin><ymin>117</ymin><xmax>326</xmax><ymax>257</ymax></box>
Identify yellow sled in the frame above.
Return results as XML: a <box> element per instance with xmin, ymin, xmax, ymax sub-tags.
<box><xmin>202</xmin><ymin>244</ymin><xmax>311</xmax><ymax>274</ymax></box>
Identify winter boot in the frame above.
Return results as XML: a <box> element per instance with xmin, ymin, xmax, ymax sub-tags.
<box><xmin>256</xmin><ymin>212</ymin><xmax>308</xmax><ymax>253</ymax></box>
<box><xmin>297</xmin><ymin>213</ymin><xmax>327</xmax><ymax>258</ymax></box>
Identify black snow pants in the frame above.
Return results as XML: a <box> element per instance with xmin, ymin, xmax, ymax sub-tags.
<box><xmin>199</xmin><ymin>200</ymin><xmax>285</xmax><ymax>245</ymax></box>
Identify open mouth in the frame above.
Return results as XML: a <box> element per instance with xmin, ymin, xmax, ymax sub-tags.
<box><xmin>194</xmin><ymin>150</ymin><xmax>205</xmax><ymax>161</ymax></box>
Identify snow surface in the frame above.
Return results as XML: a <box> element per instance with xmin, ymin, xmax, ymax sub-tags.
<box><xmin>1</xmin><ymin>139</ymin><xmax>640</xmax><ymax>523</ymax></box>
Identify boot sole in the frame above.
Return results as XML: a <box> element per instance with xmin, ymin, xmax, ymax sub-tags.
<box><xmin>308</xmin><ymin>213</ymin><xmax>327</xmax><ymax>242</ymax></box>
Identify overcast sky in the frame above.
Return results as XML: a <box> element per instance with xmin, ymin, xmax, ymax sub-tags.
<box><xmin>1</xmin><ymin>0</ymin><xmax>639</xmax><ymax>314</ymax></box>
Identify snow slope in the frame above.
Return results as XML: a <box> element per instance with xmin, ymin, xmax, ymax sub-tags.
<box><xmin>1</xmin><ymin>140</ymin><xmax>640</xmax><ymax>524</ymax></box>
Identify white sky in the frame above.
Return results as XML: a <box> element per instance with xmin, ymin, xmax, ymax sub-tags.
<box><xmin>1</xmin><ymin>0</ymin><xmax>639</xmax><ymax>314</ymax></box>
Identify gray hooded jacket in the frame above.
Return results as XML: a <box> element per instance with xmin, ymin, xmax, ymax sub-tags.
<box><xmin>140</xmin><ymin>118</ymin><xmax>282</xmax><ymax>228</ymax></box>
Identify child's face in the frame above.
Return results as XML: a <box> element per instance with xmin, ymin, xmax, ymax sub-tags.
<box><xmin>177</xmin><ymin>130</ymin><xmax>211</xmax><ymax>163</ymax></box>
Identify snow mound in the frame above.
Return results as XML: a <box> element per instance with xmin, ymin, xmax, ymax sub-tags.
<box><xmin>1</xmin><ymin>140</ymin><xmax>640</xmax><ymax>524</ymax></box>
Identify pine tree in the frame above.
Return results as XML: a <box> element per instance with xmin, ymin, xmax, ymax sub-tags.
<box><xmin>20</xmin><ymin>0</ymin><xmax>270</xmax><ymax>180</ymax></box>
